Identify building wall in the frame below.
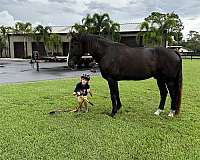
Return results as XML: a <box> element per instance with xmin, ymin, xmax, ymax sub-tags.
<box><xmin>120</xmin><ymin>32</ymin><xmax>143</xmax><ymax>47</ymax></box>
<box><xmin>8</xmin><ymin>34</ymin><xmax>71</xmax><ymax>58</ymax></box>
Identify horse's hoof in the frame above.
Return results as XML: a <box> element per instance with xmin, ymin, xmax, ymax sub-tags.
<box><xmin>154</xmin><ymin>109</ymin><xmax>164</xmax><ymax>116</ymax></box>
<box><xmin>103</xmin><ymin>112</ymin><xmax>116</xmax><ymax>118</ymax></box>
<box><xmin>110</xmin><ymin>112</ymin><xmax>116</xmax><ymax>117</ymax></box>
<box><xmin>168</xmin><ymin>110</ymin><xmax>175</xmax><ymax>117</ymax></box>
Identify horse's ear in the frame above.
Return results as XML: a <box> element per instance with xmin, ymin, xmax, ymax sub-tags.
<box><xmin>69</xmin><ymin>31</ymin><xmax>75</xmax><ymax>40</ymax></box>
<box><xmin>69</xmin><ymin>32</ymin><xmax>81</xmax><ymax>42</ymax></box>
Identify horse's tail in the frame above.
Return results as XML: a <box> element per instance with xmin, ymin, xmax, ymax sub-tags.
<box><xmin>175</xmin><ymin>51</ymin><xmax>183</xmax><ymax>115</ymax></box>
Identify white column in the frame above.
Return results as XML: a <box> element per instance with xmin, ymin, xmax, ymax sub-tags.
<box><xmin>27</xmin><ymin>37</ymin><xmax>32</xmax><ymax>57</ymax></box>
<box><xmin>10</xmin><ymin>37</ymin><xmax>14</xmax><ymax>58</ymax></box>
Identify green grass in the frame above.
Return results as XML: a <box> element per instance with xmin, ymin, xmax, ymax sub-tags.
<box><xmin>0</xmin><ymin>60</ymin><xmax>200</xmax><ymax>160</ymax></box>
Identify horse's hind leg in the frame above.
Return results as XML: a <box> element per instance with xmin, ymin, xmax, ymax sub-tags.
<box><xmin>107</xmin><ymin>78</ymin><xmax>121</xmax><ymax>117</ymax></box>
<box><xmin>154</xmin><ymin>79</ymin><xmax>168</xmax><ymax>116</ymax></box>
<box><xmin>166</xmin><ymin>80</ymin><xmax>178</xmax><ymax>117</ymax></box>
<box><xmin>116</xmin><ymin>88</ymin><xmax>122</xmax><ymax>110</ymax></box>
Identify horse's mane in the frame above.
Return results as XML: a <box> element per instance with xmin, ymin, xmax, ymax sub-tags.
<box><xmin>79</xmin><ymin>33</ymin><xmax>124</xmax><ymax>47</ymax></box>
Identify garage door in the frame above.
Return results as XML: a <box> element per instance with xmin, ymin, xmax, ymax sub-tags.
<box><xmin>14</xmin><ymin>42</ymin><xmax>25</xmax><ymax>58</ymax></box>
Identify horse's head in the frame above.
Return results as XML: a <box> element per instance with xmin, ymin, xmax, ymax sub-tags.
<box><xmin>68</xmin><ymin>33</ymin><xmax>85</xmax><ymax>69</ymax></box>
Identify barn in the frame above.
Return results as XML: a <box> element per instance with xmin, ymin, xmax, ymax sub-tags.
<box><xmin>1</xmin><ymin>23</ymin><xmax>143</xmax><ymax>59</ymax></box>
<box><xmin>5</xmin><ymin>26</ymin><xmax>71</xmax><ymax>59</ymax></box>
<box><xmin>120</xmin><ymin>23</ymin><xmax>143</xmax><ymax>47</ymax></box>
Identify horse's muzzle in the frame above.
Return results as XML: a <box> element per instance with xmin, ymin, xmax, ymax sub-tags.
<box><xmin>68</xmin><ymin>61</ymin><xmax>76</xmax><ymax>70</ymax></box>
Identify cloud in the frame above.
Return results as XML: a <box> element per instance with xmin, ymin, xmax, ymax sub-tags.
<box><xmin>62</xmin><ymin>6</ymin><xmax>83</xmax><ymax>15</ymax></box>
<box><xmin>0</xmin><ymin>0</ymin><xmax>200</xmax><ymax>38</ymax></box>
<box><xmin>0</xmin><ymin>11</ymin><xmax>15</xmax><ymax>26</ymax></box>
<box><xmin>85</xmin><ymin>0</ymin><xmax>130</xmax><ymax>11</ymax></box>
<box><xmin>182</xmin><ymin>16</ymin><xmax>200</xmax><ymax>39</ymax></box>
<box><xmin>84</xmin><ymin>1</ymin><xmax>122</xmax><ymax>16</ymax></box>
<box><xmin>48</xmin><ymin>0</ymin><xmax>76</xmax><ymax>3</ymax></box>
<box><xmin>83</xmin><ymin>0</ymin><xmax>161</xmax><ymax>23</ymax></box>
<box><xmin>16</xmin><ymin>0</ymin><xmax>29</xmax><ymax>2</ymax></box>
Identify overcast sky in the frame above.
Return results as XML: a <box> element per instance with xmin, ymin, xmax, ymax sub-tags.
<box><xmin>0</xmin><ymin>0</ymin><xmax>200</xmax><ymax>39</ymax></box>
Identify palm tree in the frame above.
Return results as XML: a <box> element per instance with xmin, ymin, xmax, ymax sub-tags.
<box><xmin>0</xmin><ymin>35</ymin><xmax>6</xmax><ymax>57</ymax></box>
<box><xmin>0</xmin><ymin>25</ymin><xmax>13</xmax><ymax>57</ymax></box>
<box><xmin>72</xmin><ymin>13</ymin><xmax>120</xmax><ymax>42</ymax></box>
<box><xmin>33</xmin><ymin>25</ymin><xmax>52</xmax><ymax>56</ymax></box>
<box><xmin>47</xmin><ymin>33</ymin><xmax>62</xmax><ymax>55</ymax></box>
<box><xmin>139</xmin><ymin>22</ymin><xmax>163</xmax><ymax>47</ymax></box>
<box><xmin>71</xmin><ymin>23</ymin><xmax>87</xmax><ymax>33</ymax></box>
<box><xmin>139</xmin><ymin>12</ymin><xmax>184</xmax><ymax>47</ymax></box>
<box><xmin>92</xmin><ymin>13</ymin><xmax>110</xmax><ymax>35</ymax></box>
<box><xmin>14</xmin><ymin>22</ymin><xmax>32</xmax><ymax>58</ymax></box>
<box><xmin>102</xmin><ymin>20</ymin><xmax>120</xmax><ymax>41</ymax></box>
<box><xmin>82</xmin><ymin>14</ymin><xmax>95</xmax><ymax>33</ymax></box>
<box><xmin>0</xmin><ymin>26</ymin><xmax>6</xmax><ymax>57</ymax></box>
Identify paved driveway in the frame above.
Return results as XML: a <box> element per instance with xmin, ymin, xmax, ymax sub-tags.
<box><xmin>0</xmin><ymin>59</ymin><xmax>100</xmax><ymax>84</ymax></box>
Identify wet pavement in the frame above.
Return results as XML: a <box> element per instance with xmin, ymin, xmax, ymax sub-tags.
<box><xmin>0</xmin><ymin>59</ymin><xmax>100</xmax><ymax>84</ymax></box>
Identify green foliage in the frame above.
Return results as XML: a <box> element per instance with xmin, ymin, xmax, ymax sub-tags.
<box><xmin>47</xmin><ymin>33</ymin><xmax>62</xmax><ymax>54</ymax></box>
<box><xmin>14</xmin><ymin>22</ymin><xmax>33</xmax><ymax>57</ymax></box>
<box><xmin>0</xmin><ymin>60</ymin><xmax>200</xmax><ymax>159</ymax></box>
<box><xmin>14</xmin><ymin>22</ymin><xmax>32</xmax><ymax>34</ymax></box>
<box><xmin>184</xmin><ymin>31</ymin><xmax>200</xmax><ymax>51</ymax></box>
<box><xmin>0</xmin><ymin>25</ymin><xmax>12</xmax><ymax>57</ymax></box>
<box><xmin>33</xmin><ymin>25</ymin><xmax>52</xmax><ymax>42</ymax></box>
<box><xmin>33</xmin><ymin>25</ymin><xmax>52</xmax><ymax>55</ymax></box>
<box><xmin>0</xmin><ymin>35</ymin><xmax>6</xmax><ymax>56</ymax></box>
<box><xmin>0</xmin><ymin>27</ymin><xmax>6</xmax><ymax>51</ymax></box>
<box><xmin>0</xmin><ymin>26</ymin><xmax>12</xmax><ymax>37</ymax></box>
<box><xmin>72</xmin><ymin>13</ymin><xmax>120</xmax><ymax>42</ymax></box>
<box><xmin>139</xmin><ymin>12</ymin><xmax>184</xmax><ymax>47</ymax></box>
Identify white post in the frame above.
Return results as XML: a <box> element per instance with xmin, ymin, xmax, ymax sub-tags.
<box><xmin>66</xmin><ymin>41</ymin><xmax>71</xmax><ymax>67</ymax></box>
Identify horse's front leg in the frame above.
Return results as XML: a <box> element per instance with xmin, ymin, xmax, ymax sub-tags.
<box><xmin>107</xmin><ymin>78</ymin><xmax>121</xmax><ymax>117</ymax></box>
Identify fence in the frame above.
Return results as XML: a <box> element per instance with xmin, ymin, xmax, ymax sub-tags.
<box><xmin>180</xmin><ymin>52</ymin><xmax>200</xmax><ymax>60</ymax></box>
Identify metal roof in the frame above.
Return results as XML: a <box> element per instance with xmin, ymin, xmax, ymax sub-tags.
<box><xmin>119</xmin><ymin>23</ymin><xmax>141</xmax><ymax>32</ymax></box>
<box><xmin>7</xmin><ymin>23</ymin><xmax>142</xmax><ymax>35</ymax></box>
<box><xmin>50</xmin><ymin>25</ymin><xmax>72</xmax><ymax>33</ymax></box>
<box><xmin>50</xmin><ymin>23</ymin><xmax>141</xmax><ymax>34</ymax></box>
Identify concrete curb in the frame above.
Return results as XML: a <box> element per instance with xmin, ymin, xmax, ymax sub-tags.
<box><xmin>0</xmin><ymin>58</ymin><xmax>30</xmax><ymax>62</ymax></box>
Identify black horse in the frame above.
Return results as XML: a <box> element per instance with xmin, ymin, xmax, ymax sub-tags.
<box><xmin>69</xmin><ymin>33</ymin><xmax>182</xmax><ymax>117</ymax></box>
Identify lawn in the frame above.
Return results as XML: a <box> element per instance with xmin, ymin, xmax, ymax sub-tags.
<box><xmin>0</xmin><ymin>60</ymin><xmax>200</xmax><ymax>160</ymax></box>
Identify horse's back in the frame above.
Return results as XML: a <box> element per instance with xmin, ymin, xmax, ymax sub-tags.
<box><xmin>101</xmin><ymin>46</ymin><xmax>158</xmax><ymax>80</ymax></box>
<box><xmin>100</xmin><ymin>45</ymin><xmax>181</xmax><ymax>81</ymax></box>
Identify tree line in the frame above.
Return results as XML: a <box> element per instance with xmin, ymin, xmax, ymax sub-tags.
<box><xmin>72</xmin><ymin>12</ymin><xmax>200</xmax><ymax>51</ymax></box>
<box><xmin>0</xmin><ymin>23</ymin><xmax>61</xmax><ymax>58</ymax></box>
<box><xmin>181</xmin><ymin>31</ymin><xmax>200</xmax><ymax>52</ymax></box>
